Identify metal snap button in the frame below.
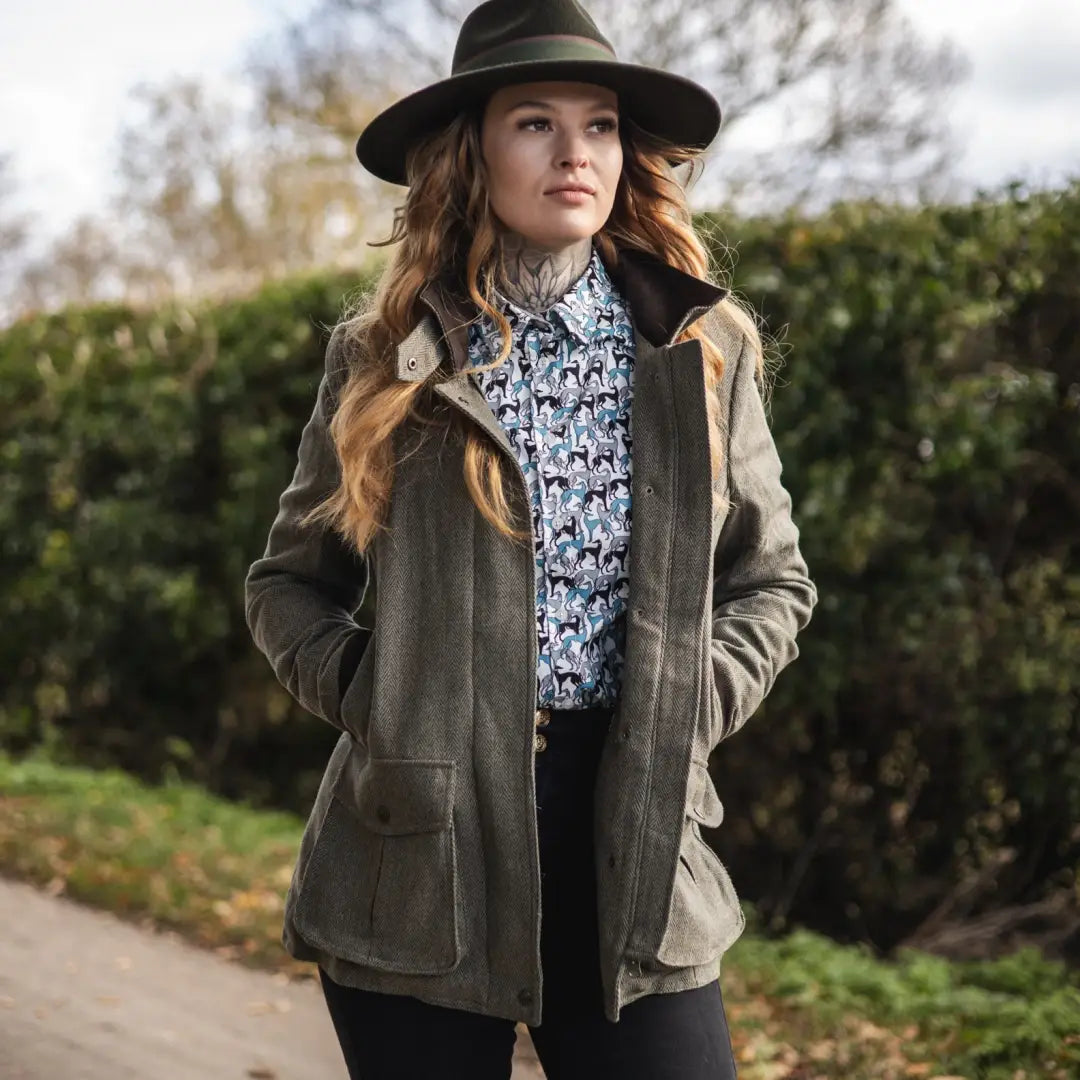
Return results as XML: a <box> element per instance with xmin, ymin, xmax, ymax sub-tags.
<box><xmin>407</xmin><ymin>356</ymin><xmax>418</xmax><ymax>369</ymax></box>
<box><xmin>534</xmin><ymin>731</ymin><xmax>548</xmax><ymax>752</ymax></box>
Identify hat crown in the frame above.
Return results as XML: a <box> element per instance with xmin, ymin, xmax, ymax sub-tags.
<box><xmin>452</xmin><ymin>0</ymin><xmax>616</xmax><ymax>74</ymax></box>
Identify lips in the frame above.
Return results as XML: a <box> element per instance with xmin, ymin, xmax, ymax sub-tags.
<box><xmin>547</xmin><ymin>184</ymin><xmax>595</xmax><ymax>195</ymax></box>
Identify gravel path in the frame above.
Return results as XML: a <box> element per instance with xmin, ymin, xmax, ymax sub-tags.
<box><xmin>0</xmin><ymin>875</ymin><xmax>543</xmax><ymax>1079</ymax></box>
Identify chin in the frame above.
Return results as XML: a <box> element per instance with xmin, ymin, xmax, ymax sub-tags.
<box><xmin>527</xmin><ymin>222</ymin><xmax>600</xmax><ymax>248</ymax></box>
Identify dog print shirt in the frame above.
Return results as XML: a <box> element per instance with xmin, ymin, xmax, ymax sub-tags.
<box><xmin>467</xmin><ymin>244</ymin><xmax>636</xmax><ymax>709</ymax></box>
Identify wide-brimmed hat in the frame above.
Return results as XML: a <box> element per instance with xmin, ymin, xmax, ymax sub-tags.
<box><xmin>355</xmin><ymin>0</ymin><xmax>722</xmax><ymax>187</ymax></box>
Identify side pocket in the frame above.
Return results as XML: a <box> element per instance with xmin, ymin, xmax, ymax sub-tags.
<box><xmin>339</xmin><ymin>630</ymin><xmax>377</xmax><ymax>748</ymax></box>
<box><xmin>293</xmin><ymin>756</ymin><xmax>461</xmax><ymax>975</ymax></box>
<box><xmin>653</xmin><ymin>759</ymin><xmax>744</xmax><ymax>968</ymax></box>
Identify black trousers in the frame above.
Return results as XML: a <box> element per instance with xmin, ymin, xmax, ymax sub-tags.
<box><xmin>318</xmin><ymin>704</ymin><xmax>739</xmax><ymax>1079</ymax></box>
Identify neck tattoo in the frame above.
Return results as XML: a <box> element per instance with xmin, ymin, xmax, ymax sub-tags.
<box><xmin>495</xmin><ymin>234</ymin><xmax>594</xmax><ymax>316</ymax></box>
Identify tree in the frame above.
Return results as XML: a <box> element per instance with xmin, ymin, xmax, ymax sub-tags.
<box><xmin>15</xmin><ymin>215</ymin><xmax>127</xmax><ymax>315</ymax></box>
<box><xmin>11</xmin><ymin>72</ymin><xmax>385</xmax><ymax>315</ymax></box>
<box><xmin>106</xmin><ymin>76</ymin><xmax>367</xmax><ymax>299</ymax></box>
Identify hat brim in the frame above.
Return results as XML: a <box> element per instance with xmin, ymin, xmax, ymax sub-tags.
<box><xmin>355</xmin><ymin>59</ymin><xmax>721</xmax><ymax>187</ymax></box>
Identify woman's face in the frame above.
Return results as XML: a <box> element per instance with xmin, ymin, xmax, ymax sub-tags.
<box><xmin>480</xmin><ymin>80</ymin><xmax>622</xmax><ymax>250</ymax></box>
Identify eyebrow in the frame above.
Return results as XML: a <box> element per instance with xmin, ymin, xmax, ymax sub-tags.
<box><xmin>507</xmin><ymin>98</ymin><xmax>618</xmax><ymax>113</ymax></box>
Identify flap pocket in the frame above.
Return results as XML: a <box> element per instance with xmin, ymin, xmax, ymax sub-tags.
<box><xmin>347</xmin><ymin>757</ymin><xmax>456</xmax><ymax>835</ymax></box>
<box><xmin>686</xmin><ymin>758</ymin><xmax>724</xmax><ymax>828</ymax></box>
<box><xmin>295</xmin><ymin>754</ymin><xmax>461</xmax><ymax>974</ymax></box>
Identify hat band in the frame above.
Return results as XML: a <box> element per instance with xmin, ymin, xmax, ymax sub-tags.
<box><xmin>454</xmin><ymin>34</ymin><xmax>617</xmax><ymax>75</ymax></box>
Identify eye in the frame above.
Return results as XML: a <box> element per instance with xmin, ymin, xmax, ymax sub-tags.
<box><xmin>517</xmin><ymin>116</ymin><xmax>619</xmax><ymax>133</ymax></box>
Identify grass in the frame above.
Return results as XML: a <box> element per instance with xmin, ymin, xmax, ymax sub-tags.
<box><xmin>725</xmin><ymin>929</ymin><xmax>1080</xmax><ymax>1079</ymax></box>
<box><xmin>1</xmin><ymin>748</ymin><xmax>1077</xmax><ymax>1079</ymax></box>
<box><xmin>0</xmin><ymin>748</ymin><xmax>307</xmax><ymax>974</ymax></box>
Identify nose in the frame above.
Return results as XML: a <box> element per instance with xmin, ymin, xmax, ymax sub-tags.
<box><xmin>555</xmin><ymin>130</ymin><xmax>589</xmax><ymax>170</ymax></box>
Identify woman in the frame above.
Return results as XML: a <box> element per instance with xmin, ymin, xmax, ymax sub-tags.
<box><xmin>244</xmin><ymin>0</ymin><xmax>818</xmax><ymax>1076</ymax></box>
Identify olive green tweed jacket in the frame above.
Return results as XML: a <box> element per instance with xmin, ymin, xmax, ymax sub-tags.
<box><xmin>244</xmin><ymin>243</ymin><xmax>818</xmax><ymax>1025</ymax></box>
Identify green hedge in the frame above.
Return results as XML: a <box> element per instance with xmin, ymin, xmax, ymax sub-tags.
<box><xmin>0</xmin><ymin>270</ymin><xmax>378</xmax><ymax>808</ymax></box>
<box><xmin>700</xmin><ymin>179</ymin><xmax>1079</xmax><ymax>951</ymax></box>
<box><xmin>2</xmin><ymin>180</ymin><xmax>1077</xmax><ymax>956</ymax></box>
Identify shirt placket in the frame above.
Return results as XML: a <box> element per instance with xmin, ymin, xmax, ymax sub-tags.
<box><xmin>533</xmin><ymin>310</ymin><xmax>583</xmax><ymax>708</ymax></box>
<box><xmin>515</xmin><ymin>318</ymin><xmax>557</xmax><ymax>705</ymax></box>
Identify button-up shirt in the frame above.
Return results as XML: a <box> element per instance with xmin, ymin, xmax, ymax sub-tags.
<box><xmin>466</xmin><ymin>244</ymin><xmax>637</xmax><ymax>709</ymax></box>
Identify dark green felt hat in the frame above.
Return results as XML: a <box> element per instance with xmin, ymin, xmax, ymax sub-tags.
<box><xmin>355</xmin><ymin>0</ymin><xmax>722</xmax><ymax>187</ymax></box>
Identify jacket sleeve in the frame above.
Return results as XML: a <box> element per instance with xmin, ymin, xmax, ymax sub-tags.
<box><xmin>244</xmin><ymin>324</ymin><xmax>373</xmax><ymax>733</ymax></box>
<box><xmin>709</xmin><ymin>329</ymin><xmax>817</xmax><ymax>748</ymax></box>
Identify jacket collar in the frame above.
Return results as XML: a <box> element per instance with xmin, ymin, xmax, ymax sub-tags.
<box><xmin>406</xmin><ymin>242</ymin><xmax>728</xmax><ymax>380</ymax></box>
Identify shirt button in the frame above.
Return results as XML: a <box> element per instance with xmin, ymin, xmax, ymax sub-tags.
<box><xmin>517</xmin><ymin>987</ymin><xmax>534</xmax><ymax>1006</ymax></box>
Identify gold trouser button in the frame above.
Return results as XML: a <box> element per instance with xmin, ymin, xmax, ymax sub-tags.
<box><xmin>534</xmin><ymin>731</ymin><xmax>548</xmax><ymax>752</ymax></box>
<box><xmin>535</xmin><ymin>708</ymin><xmax>551</xmax><ymax>727</ymax></box>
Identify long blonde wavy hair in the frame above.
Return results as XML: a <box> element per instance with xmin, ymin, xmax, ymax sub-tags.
<box><xmin>301</xmin><ymin>100</ymin><xmax>763</xmax><ymax>556</ymax></box>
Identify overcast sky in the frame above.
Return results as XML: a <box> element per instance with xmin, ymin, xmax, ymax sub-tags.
<box><xmin>2</xmin><ymin>0</ymin><xmax>1079</xmax><ymax>252</ymax></box>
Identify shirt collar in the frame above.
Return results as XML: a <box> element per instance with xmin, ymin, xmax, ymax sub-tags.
<box><xmin>489</xmin><ymin>243</ymin><xmax>612</xmax><ymax>347</ymax></box>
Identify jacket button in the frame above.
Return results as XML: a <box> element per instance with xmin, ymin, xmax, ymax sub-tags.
<box><xmin>608</xmin><ymin>853</ymin><xmax>616</xmax><ymax>869</ymax></box>
<box><xmin>534</xmin><ymin>731</ymin><xmax>548</xmax><ymax>752</ymax></box>
<box><xmin>375</xmin><ymin>804</ymin><xmax>391</xmax><ymax>824</ymax></box>
<box><xmin>517</xmin><ymin>987</ymin><xmax>534</xmax><ymax>1006</ymax></box>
